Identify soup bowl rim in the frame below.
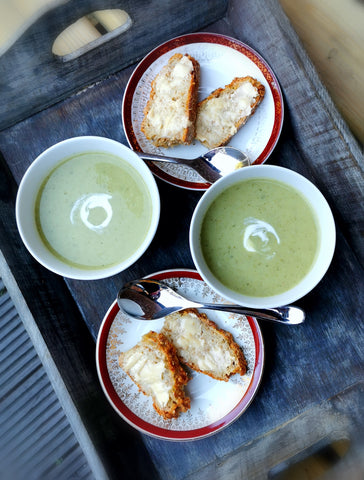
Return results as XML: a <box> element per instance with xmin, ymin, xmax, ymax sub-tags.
<box><xmin>16</xmin><ymin>135</ymin><xmax>160</xmax><ymax>280</ymax></box>
<box><xmin>189</xmin><ymin>164</ymin><xmax>336</xmax><ymax>308</ymax></box>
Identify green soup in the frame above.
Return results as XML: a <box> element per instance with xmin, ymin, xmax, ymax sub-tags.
<box><xmin>200</xmin><ymin>178</ymin><xmax>319</xmax><ymax>297</ymax></box>
<box><xmin>35</xmin><ymin>152</ymin><xmax>153</xmax><ymax>269</ymax></box>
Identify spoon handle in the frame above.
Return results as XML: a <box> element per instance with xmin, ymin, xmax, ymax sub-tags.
<box><xmin>199</xmin><ymin>304</ymin><xmax>305</xmax><ymax>325</ymax></box>
<box><xmin>136</xmin><ymin>151</ymin><xmax>191</xmax><ymax>165</ymax></box>
<box><xmin>135</xmin><ymin>152</ymin><xmax>219</xmax><ymax>183</ymax></box>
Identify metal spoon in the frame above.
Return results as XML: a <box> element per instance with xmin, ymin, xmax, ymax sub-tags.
<box><xmin>117</xmin><ymin>279</ymin><xmax>305</xmax><ymax>325</ymax></box>
<box><xmin>136</xmin><ymin>146</ymin><xmax>250</xmax><ymax>183</ymax></box>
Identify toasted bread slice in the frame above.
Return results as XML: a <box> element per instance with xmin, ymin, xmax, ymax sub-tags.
<box><xmin>196</xmin><ymin>76</ymin><xmax>265</xmax><ymax>149</ymax></box>
<box><xmin>141</xmin><ymin>53</ymin><xmax>200</xmax><ymax>147</ymax></box>
<box><xmin>118</xmin><ymin>331</ymin><xmax>190</xmax><ymax>419</ymax></box>
<box><xmin>161</xmin><ymin>309</ymin><xmax>247</xmax><ymax>381</ymax></box>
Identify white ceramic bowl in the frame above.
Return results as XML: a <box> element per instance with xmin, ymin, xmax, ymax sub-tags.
<box><xmin>16</xmin><ymin>136</ymin><xmax>160</xmax><ymax>280</ymax></box>
<box><xmin>190</xmin><ymin>165</ymin><xmax>336</xmax><ymax>308</ymax></box>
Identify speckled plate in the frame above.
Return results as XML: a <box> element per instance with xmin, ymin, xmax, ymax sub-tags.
<box><xmin>122</xmin><ymin>32</ymin><xmax>283</xmax><ymax>190</ymax></box>
<box><xmin>96</xmin><ymin>269</ymin><xmax>264</xmax><ymax>441</ymax></box>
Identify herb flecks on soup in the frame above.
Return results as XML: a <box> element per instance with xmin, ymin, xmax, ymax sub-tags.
<box><xmin>200</xmin><ymin>178</ymin><xmax>319</xmax><ymax>297</ymax></box>
<box><xmin>35</xmin><ymin>152</ymin><xmax>152</xmax><ymax>269</ymax></box>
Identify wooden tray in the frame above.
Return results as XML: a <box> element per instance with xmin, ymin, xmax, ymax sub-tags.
<box><xmin>0</xmin><ymin>0</ymin><xmax>363</xmax><ymax>478</ymax></box>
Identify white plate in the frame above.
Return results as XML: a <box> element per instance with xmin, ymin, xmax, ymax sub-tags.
<box><xmin>96</xmin><ymin>269</ymin><xmax>264</xmax><ymax>441</ymax></box>
<box><xmin>122</xmin><ymin>32</ymin><xmax>284</xmax><ymax>190</ymax></box>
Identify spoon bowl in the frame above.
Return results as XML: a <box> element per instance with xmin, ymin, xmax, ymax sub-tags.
<box><xmin>136</xmin><ymin>146</ymin><xmax>250</xmax><ymax>183</ymax></box>
<box><xmin>117</xmin><ymin>279</ymin><xmax>305</xmax><ymax>325</ymax></box>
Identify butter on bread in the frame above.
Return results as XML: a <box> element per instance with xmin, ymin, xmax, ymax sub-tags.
<box><xmin>161</xmin><ymin>309</ymin><xmax>247</xmax><ymax>381</ymax></box>
<box><xmin>196</xmin><ymin>76</ymin><xmax>265</xmax><ymax>149</ymax></box>
<box><xmin>118</xmin><ymin>331</ymin><xmax>190</xmax><ymax>419</ymax></box>
<box><xmin>141</xmin><ymin>53</ymin><xmax>200</xmax><ymax>147</ymax></box>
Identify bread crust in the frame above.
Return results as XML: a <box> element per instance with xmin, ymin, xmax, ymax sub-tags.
<box><xmin>119</xmin><ymin>331</ymin><xmax>190</xmax><ymax>419</ymax></box>
<box><xmin>141</xmin><ymin>53</ymin><xmax>200</xmax><ymax>147</ymax></box>
<box><xmin>196</xmin><ymin>76</ymin><xmax>265</xmax><ymax>149</ymax></box>
<box><xmin>162</xmin><ymin>308</ymin><xmax>247</xmax><ymax>381</ymax></box>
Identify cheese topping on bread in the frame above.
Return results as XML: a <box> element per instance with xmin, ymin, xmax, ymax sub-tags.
<box><xmin>121</xmin><ymin>349</ymin><xmax>171</xmax><ymax>406</ymax></box>
<box><xmin>196</xmin><ymin>76</ymin><xmax>265</xmax><ymax>149</ymax></box>
<box><xmin>119</xmin><ymin>331</ymin><xmax>190</xmax><ymax>419</ymax></box>
<box><xmin>161</xmin><ymin>309</ymin><xmax>247</xmax><ymax>381</ymax></box>
<box><xmin>198</xmin><ymin>81</ymin><xmax>258</xmax><ymax>133</ymax></box>
<box><xmin>169</xmin><ymin>313</ymin><xmax>235</xmax><ymax>371</ymax></box>
<box><xmin>141</xmin><ymin>53</ymin><xmax>200</xmax><ymax>147</ymax></box>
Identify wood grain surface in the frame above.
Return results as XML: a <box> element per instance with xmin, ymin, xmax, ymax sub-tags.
<box><xmin>0</xmin><ymin>0</ymin><xmax>363</xmax><ymax>479</ymax></box>
<box><xmin>1</xmin><ymin>0</ymin><xmax>362</xmax><ymax>145</ymax></box>
<box><xmin>0</xmin><ymin>0</ymin><xmax>228</xmax><ymax>130</ymax></box>
<box><xmin>279</xmin><ymin>0</ymin><xmax>364</xmax><ymax>146</ymax></box>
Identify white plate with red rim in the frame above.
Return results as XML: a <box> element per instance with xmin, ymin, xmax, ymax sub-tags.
<box><xmin>96</xmin><ymin>269</ymin><xmax>264</xmax><ymax>441</ymax></box>
<box><xmin>122</xmin><ymin>32</ymin><xmax>284</xmax><ymax>191</ymax></box>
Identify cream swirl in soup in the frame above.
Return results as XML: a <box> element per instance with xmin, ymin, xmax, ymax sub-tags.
<box><xmin>200</xmin><ymin>178</ymin><xmax>319</xmax><ymax>297</ymax></box>
<box><xmin>35</xmin><ymin>152</ymin><xmax>152</xmax><ymax>269</ymax></box>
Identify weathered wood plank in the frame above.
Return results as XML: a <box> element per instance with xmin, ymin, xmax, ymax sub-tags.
<box><xmin>186</xmin><ymin>383</ymin><xmax>364</xmax><ymax>480</ymax></box>
<box><xmin>0</xmin><ymin>0</ymin><xmax>228</xmax><ymax>130</ymax></box>
<box><xmin>279</xmin><ymin>0</ymin><xmax>364</xmax><ymax>145</ymax></box>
